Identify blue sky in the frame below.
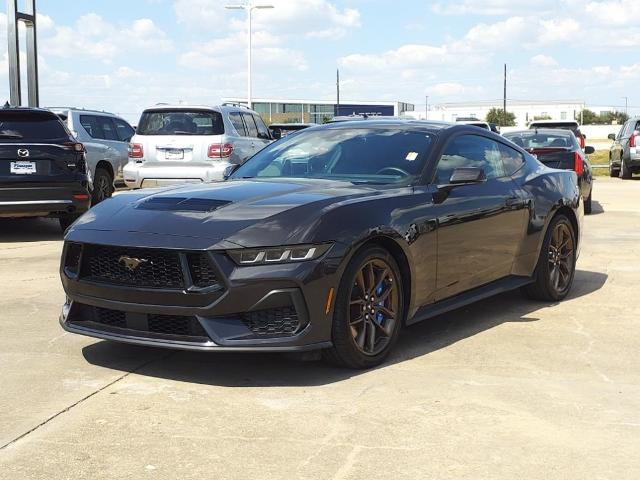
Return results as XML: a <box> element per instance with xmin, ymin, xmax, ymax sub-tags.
<box><xmin>1</xmin><ymin>0</ymin><xmax>639</xmax><ymax>122</ymax></box>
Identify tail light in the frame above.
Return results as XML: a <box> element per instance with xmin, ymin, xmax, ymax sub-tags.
<box><xmin>64</xmin><ymin>141</ymin><xmax>85</xmax><ymax>153</ymax></box>
<box><xmin>574</xmin><ymin>152</ymin><xmax>584</xmax><ymax>175</ymax></box>
<box><xmin>629</xmin><ymin>131</ymin><xmax>638</xmax><ymax>148</ymax></box>
<box><xmin>208</xmin><ymin>143</ymin><xmax>234</xmax><ymax>158</ymax></box>
<box><xmin>129</xmin><ymin>143</ymin><xmax>144</xmax><ymax>158</ymax></box>
<box><xmin>577</xmin><ymin>134</ymin><xmax>585</xmax><ymax>149</ymax></box>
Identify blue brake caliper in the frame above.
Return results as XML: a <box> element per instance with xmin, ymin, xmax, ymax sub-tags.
<box><xmin>376</xmin><ymin>283</ymin><xmax>384</xmax><ymax>324</ymax></box>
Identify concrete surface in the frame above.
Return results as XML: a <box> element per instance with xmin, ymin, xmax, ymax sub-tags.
<box><xmin>0</xmin><ymin>177</ymin><xmax>639</xmax><ymax>479</ymax></box>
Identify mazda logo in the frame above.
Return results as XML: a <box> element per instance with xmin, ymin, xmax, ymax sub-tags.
<box><xmin>118</xmin><ymin>256</ymin><xmax>149</xmax><ymax>272</ymax></box>
<box><xmin>17</xmin><ymin>149</ymin><xmax>29</xmax><ymax>158</ymax></box>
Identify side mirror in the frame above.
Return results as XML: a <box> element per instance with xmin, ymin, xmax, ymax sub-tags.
<box><xmin>608</xmin><ymin>133</ymin><xmax>616</xmax><ymax>141</ymax></box>
<box><xmin>270</xmin><ymin>130</ymin><xmax>281</xmax><ymax>140</ymax></box>
<box><xmin>223</xmin><ymin>163</ymin><xmax>240</xmax><ymax>180</ymax></box>
<box><xmin>584</xmin><ymin>146</ymin><xmax>595</xmax><ymax>155</ymax></box>
<box><xmin>449</xmin><ymin>167</ymin><xmax>486</xmax><ymax>185</ymax></box>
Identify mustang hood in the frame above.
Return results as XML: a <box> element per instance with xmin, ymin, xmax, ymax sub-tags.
<box><xmin>69</xmin><ymin>179</ymin><xmax>387</xmax><ymax>247</ymax></box>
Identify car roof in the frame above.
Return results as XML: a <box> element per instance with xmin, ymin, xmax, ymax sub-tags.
<box><xmin>506</xmin><ymin>128</ymin><xmax>575</xmax><ymax>136</ymax></box>
<box><xmin>48</xmin><ymin>107</ymin><xmax>116</xmax><ymax>116</ymax></box>
<box><xmin>528</xmin><ymin>120</ymin><xmax>579</xmax><ymax>126</ymax></box>
<box><xmin>320</xmin><ymin>118</ymin><xmax>455</xmax><ymax>132</ymax></box>
<box><xmin>269</xmin><ymin>123</ymin><xmax>317</xmax><ymax>128</ymax></box>
<box><xmin>141</xmin><ymin>104</ymin><xmax>256</xmax><ymax>114</ymax></box>
<box><xmin>0</xmin><ymin>106</ymin><xmax>59</xmax><ymax>118</ymax></box>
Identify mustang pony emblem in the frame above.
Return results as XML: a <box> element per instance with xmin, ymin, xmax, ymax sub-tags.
<box><xmin>118</xmin><ymin>256</ymin><xmax>149</xmax><ymax>272</ymax></box>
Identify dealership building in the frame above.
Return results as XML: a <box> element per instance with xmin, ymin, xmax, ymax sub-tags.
<box><xmin>222</xmin><ymin>98</ymin><xmax>415</xmax><ymax>124</ymax></box>
<box><xmin>407</xmin><ymin>99</ymin><xmax>621</xmax><ymax>127</ymax></box>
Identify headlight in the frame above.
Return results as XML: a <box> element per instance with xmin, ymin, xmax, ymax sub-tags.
<box><xmin>228</xmin><ymin>244</ymin><xmax>333</xmax><ymax>266</ymax></box>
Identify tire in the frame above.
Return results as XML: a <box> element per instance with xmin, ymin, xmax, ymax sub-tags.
<box><xmin>523</xmin><ymin>214</ymin><xmax>577</xmax><ymax>302</ymax></box>
<box><xmin>584</xmin><ymin>191</ymin><xmax>592</xmax><ymax>215</ymax></box>
<box><xmin>323</xmin><ymin>246</ymin><xmax>405</xmax><ymax>369</ymax></box>
<box><xmin>620</xmin><ymin>157</ymin><xmax>632</xmax><ymax>179</ymax></box>
<box><xmin>609</xmin><ymin>158</ymin><xmax>619</xmax><ymax>177</ymax></box>
<box><xmin>92</xmin><ymin>167</ymin><xmax>113</xmax><ymax>205</ymax></box>
<box><xmin>59</xmin><ymin>214</ymin><xmax>80</xmax><ymax>233</ymax></box>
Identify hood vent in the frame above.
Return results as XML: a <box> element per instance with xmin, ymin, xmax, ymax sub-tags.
<box><xmin>137</xmin><ymin>197</ymin><xmax>231</xmax><ymax>212</ymax></box>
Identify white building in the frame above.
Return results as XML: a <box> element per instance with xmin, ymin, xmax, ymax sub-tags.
<box><xmin>405</xmin><ymin>100</ymin><xmax>624</xmax><ymax>127</ymax></box>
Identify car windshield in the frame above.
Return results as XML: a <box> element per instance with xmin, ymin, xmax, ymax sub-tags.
<box><xmin>136</xmin><ymin>109</ymin><xmax>224</xmax><ymax>136</ymax></box>
<box><xmin>231</xmin><ymin>127</ymin><xmax>434</xmax><ymax>184</ymax></box>
<box><xmin>505</xmin><ymin>131</ymin><xmax>577</xmax><ymax>149</ymax></box>
<box><xmin>0</xmin><ymin>115</ymin><xmax>68</xmax><ymax>140</ymax></box>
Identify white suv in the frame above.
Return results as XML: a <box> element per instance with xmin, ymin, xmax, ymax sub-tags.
<box><xmin>124</xmin><ymin>104</ymin><xmax>272</xmax><ymax>188</ymax></box>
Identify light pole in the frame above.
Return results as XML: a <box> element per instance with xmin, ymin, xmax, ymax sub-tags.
<box><xmin>622</xmin><ymin>96</ymin><xmax>629</xmax><ymax>116</ymax></box>
<box><xmin>425</xmin><ymin>95</ymin><xmax>429</xmax><ymax>120</ymax></box>
<box><xmin>226</xmin><ymin>2</ymin><xmax>274</xmax><ymax>110</ymax></box>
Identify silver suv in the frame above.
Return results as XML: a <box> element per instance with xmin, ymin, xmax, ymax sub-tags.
<box><xmin>51</xmin><ymin>108</ymin><xmax>135</xmax><ymax>203</ymax></box>
<box><xmin>124</xmin><ymin>104</ymin><xmax>272</xmax><ymax>189</ymax></box>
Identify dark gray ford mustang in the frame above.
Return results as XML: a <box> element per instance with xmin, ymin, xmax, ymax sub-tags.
<box><xmin>60</xmin><ymin>120</ymin><xmax>582</xmax><ymax>368</ymax></box>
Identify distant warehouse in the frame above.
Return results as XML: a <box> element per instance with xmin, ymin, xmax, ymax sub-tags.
<box><xmin>222</xmin><ymin>98</ymin><xmax>415</xmax><ymax>124</ymax></box>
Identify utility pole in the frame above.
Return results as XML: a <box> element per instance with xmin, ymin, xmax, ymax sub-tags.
<box><xmin>336</xmin><ymin>69</ymin><xmax>340</xmax><ymax>116</ymax></box>
<box><xmin>622</xmin><ymin>96</ymin><xmax>629</xmax><ymax>116</ymax></box>
<box><xmin>425</xmin><ymin>95</ymin><xmax>429</xmax><ymax>120</ymax></box>
<box><xmin>503</xmin><ymin>64</ymin><xmax>507</xmax><ymax>123</ymax></box>
<box><xmin>225</xmin><ymin>2</ymin><xmax>274</xmax><ymax>110</ymax></box>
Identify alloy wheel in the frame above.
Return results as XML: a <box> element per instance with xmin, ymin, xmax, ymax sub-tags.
<box><xmin>94</xmin><ymin>175</ymin><xmax>110</xmax><ymax>203</ymax></box>
<box><xmin>348</xmin><ymin>258</ymin><xmax>399</xmax><ymax>356</ymax></box>
<box><xmin>547</xmin><ymin>222</ymin><xmax>575</xmax><ymax>293</ymax></box>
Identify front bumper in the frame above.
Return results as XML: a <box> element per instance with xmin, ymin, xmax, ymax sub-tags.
<box><xmin>59</xmin><ymin>240</ymin><xmax>344</xmax><ymax>351</ymax></box>
<box><xmin>123</xmin><ymin>161</ymin><xmax>231</xmax><ymax>189</ymax></box>
<box><xmin>0</xmin><ymin>182</ymin><xmax>90</xmax><ymax>218</ymax></box>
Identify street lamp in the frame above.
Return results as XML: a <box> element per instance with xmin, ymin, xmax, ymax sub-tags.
<box><xmin>622</xmin><ymin>96</ymin><xmax>629</xmax><ymax>116</ymax></box>
<box><xmin>226</xmin><ymin>2</ymin><xmax>274</xmax><ymax>110</ymax></box>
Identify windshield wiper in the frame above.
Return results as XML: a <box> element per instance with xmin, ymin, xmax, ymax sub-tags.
<box><xmin>0</xmin><ymin>133</ymin><xmax>23</xmax><ymax>139</ymax></box>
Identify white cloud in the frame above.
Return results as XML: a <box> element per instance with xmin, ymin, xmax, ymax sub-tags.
<box><xmin>530</xmin><ymin>54</ymin><xmax>558</xmax><ymax>67</ymax></box>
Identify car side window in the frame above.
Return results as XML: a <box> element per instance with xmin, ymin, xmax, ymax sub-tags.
<box><xmin>229</xmin><ymin>112</ymin><xmax>247</xmax><ymax>136</ymax></box>
<box><xmin>497</xmin><ymin>142</ymin><xmax>525</xmax><ymax>176</ymax></box>
<box><xmin>79</xmin><ymin>115</ymin><xmax>103</xmax><ymax>139</ymax></box>
<box><xmin>113</xmin><ymin>118</ymin><xmax>135</xmax><ymax>142</ymax></box>
<box><xmin>96</xmin><ymin>116</ymin><xmax>118</xmax><ymax>141</ymax></box>
<box><xmin>253</xmin><ymin>115</ymin><xmax>270</xmax><ymax>139</ymax></box>
<box><xmin>434</xmin><ymin>135</ymin><xmax>505</xmax><ymax>184</ymax></box>
<box><xmin>242</xmin><ymin>113</ymin><xmax>259</xmax><ymax>138</ymax></box>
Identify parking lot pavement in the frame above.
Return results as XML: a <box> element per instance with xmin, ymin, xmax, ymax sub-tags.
<box><xmin>0</xmin><ymin>178</ymin><xmax>639</xmax><ymax>479</ymax></box>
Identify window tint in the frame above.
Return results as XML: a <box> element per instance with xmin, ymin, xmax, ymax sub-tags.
<box><xmin>80</xmin><ymin>115</ymin><xmax>102</xmax><ymax>139</ymax></box>
<box><xmin>497</xmin><ymin>143</ymin><xmax>525</xmax><ymax>176</ymax></box>
<box><xmin>232</xmin><ymin>128</ymin><xmax>434</xmax><ymax>185</ymax></box>
<box><xmin>229</xmin><ymin>112</ymin><xmax>247</xmax><ymax>136</ymax></box>
<box><xmin>253</xmin><ymin>115</ymin><xmax>270</xmax><ymax>138</ymax></box>
<box><xmin>434</xmin><ymin>135</ymin><xmax>505</xmax><ymax>184</ymax></box>
<box><xmin>242</xmin><ymin>113</ymin><xmax>259</xmax><ymax>137</ymax></box>
<box><xmin>0</xmin><ymin>114</ymin><xmax>68</xmax><ymax>141</ymax></box>
<box><xmin>137</xmin><ymin>110</ymin><xmax>224</xmax><ymax>135</ymax></box>
<box><xmin>113</xmin><ymin>118</ymin><xmax>135</xmax><ymax>142</ymax></box>
<box><xmin>97</xmin><ymin>116</ymin><xmax>118</xmax><ymax>140</ymax></box>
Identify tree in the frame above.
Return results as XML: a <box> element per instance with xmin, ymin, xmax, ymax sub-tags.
<box><xmin>577</xmin><ymin>109</ymin><xmax>598</xmax><ymax>125</ymax></box>
<box><xmin>533</xmin><ymin>114</ymin><xmax>552</xmax><ymax>121</ymax></box>
<box><xmin>486</xmin><ymin>108</ymin><xmax>516</xmax><ymax>126</ymax></box>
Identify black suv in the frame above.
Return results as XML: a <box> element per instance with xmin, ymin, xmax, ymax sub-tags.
<box><xmin>0</xmin><ymin>107</ymin><xmax>91</xmax><ymax>231</ymax></box>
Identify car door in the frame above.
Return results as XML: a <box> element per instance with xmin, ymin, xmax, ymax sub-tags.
<box><xmin>241</xmin><ymin>113</ymin><xmax>262</xmax><ymax>158</ymax></box>
<box><xmin>228</xmin><ymin>112</ymin><xmax>254</xmax><ymax>164</ymax></box>
<box><xmin>432</xmin><ymin>134</ymin><xmax>528</xmax><ymax>300</ymax></box>
<box><xmin>77</xmin><ymin>114</ymin><xmax>110</xmax><ymax>179</ymax></box>
<box><xmin>252</xmin><ymin>114</ymin><xmax>272</xmax><ymax>152</ymax></box>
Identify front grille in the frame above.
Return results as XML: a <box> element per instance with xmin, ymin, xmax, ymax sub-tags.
<box><xmin>242</xmin><ymin>306</ymin><xmax>301</xmax><ymax>337</ymax></box>
<box><xmin>96</xmin><ymin>307</ymin><xmax>126</xmax><ymax>328</ymax></box>
<box><xmin>82</xmin><ymin>245</ymin><xmax>184</xmax><ymax>289</ymax></box>
<box><xmin>148</xmin><ymin>313</ymin><xmax>207</xmax><ymax>337</ymax></box>
<box><xmin>86</xmin><ymin>307</ymin><xmax>208</xmax><ymax>339</ymax></box>
<box><xmin>186</xmin><ymin>253</ymin><xmax>219</xmax><ymax>288</ymax></box>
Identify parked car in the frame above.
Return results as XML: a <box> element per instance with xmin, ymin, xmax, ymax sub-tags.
<box><xmin>528</xmin><ymin>120</ymin><xmax>586</xmax><ymax>148</ymax></box>
<box><xmin>0</xmin><ymin>107</ymin><xmax>90</xmax><ymax>231</ymax></box>
<box><xmin>268</xmin><ymin>123</ymin><xmax>316</xmax><ymax>139</ymax></box>
<box><xmin>50</xmin><ymin>108</ymin><xmax>135</xmax><ymax>204</ymax></box>
<box><xmin>455</xmin><ymin>118</ymin><xmax>499</xmax><ymax>133</ymax></box>
<box><xmin>60</xmin><ymin>121</ymin><xmax>582</xmax><ymax>369</ymax></box>
<box><xmin>504</xmin><ymin>129</ymin><xmax>594</xmax><ymax>214</ymax></box>
<box><xmin>123</xmin><ymin>104</ymin><xmax>271</xmax><ymax>189</ymax></box>
<box><xmin>608</xmin><ymin>117</ymin><xmax>640</xmax><ymax>179</ymax></box>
